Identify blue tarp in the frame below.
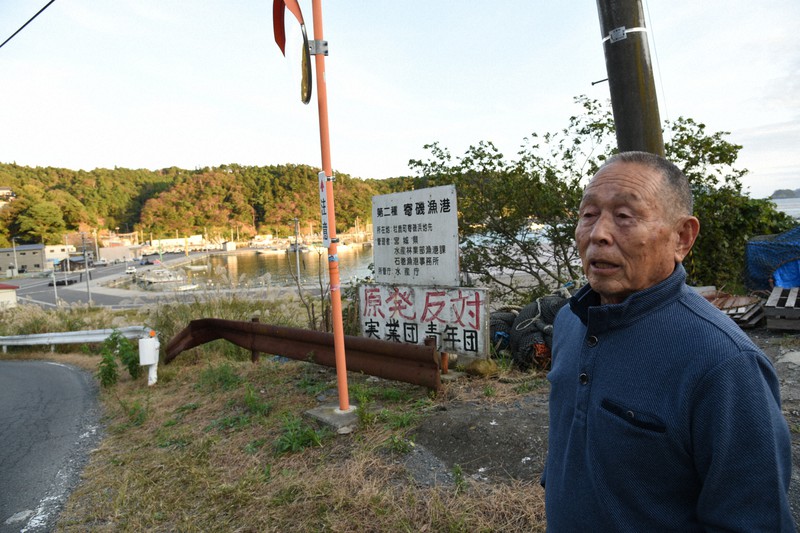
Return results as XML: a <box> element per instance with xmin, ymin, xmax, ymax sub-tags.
<box><xmin>745</xmin><ymin>226</ymin><xmax>800</xmax><ymax>290</ymax></box>
<box><xmin>774</xmin><ymin>259</ymin><xmax>800</xmax><ymax>288</ymax></box>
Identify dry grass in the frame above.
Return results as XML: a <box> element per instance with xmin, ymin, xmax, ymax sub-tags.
<box><xmin>46</xmin><ymin>353</ymin><xmax>546</xmax><ymax>532</ymax></box>
<box><xmin>0</xmin><ymin>303</ymin><xmax>546</xmax><ymax>531</ymax></box>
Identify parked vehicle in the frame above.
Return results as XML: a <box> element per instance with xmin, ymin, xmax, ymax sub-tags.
<box><xmin>48</xmin><ymin>278</ymin><xmax>78</xmax><ymax>286</ymax></box>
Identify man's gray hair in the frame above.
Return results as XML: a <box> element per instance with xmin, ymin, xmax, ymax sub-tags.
<box><xmin>601</xmin><ymin>151</ymin><xmax>694</xmax><ymax>216</ymax></box>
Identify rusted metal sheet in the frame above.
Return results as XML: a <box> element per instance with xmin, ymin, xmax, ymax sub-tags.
<box><xmin>165</xmin><ymin>318</ymin><xmax>442</xmax><ymax>390</ymax></box>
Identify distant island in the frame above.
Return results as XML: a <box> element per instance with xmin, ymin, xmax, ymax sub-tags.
<box><xmin>771</xmin><ymin>188</ymin><xmax>800</xmax><ymax>199</ymax></box>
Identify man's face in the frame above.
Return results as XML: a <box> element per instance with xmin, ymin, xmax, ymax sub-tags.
<box><xmin>575</xmin><ymin>161</ymin><xmax>684</xmax><ymax>305</ymax></box>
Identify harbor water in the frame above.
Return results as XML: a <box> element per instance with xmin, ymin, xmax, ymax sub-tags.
<box><xmin>135</xmin><ymin>245</ymin><xmax>374</xmax><ymax>291</ymax></box>
<box><xmin>772</xmin><ymin>197</ymin><xmax>800</xmax><ymax>220</ymax></box>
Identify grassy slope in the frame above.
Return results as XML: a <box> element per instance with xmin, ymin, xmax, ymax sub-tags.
<box><xmin>37</xmin><ymin>353</ymin><xmax>547</xmax><ymax>532</ymax></box>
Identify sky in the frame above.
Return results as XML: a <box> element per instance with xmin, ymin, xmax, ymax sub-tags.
<box><xmin>0</xmin><ymin>1</ymin><xmax>798</xmax><ymax>199</ymax></box>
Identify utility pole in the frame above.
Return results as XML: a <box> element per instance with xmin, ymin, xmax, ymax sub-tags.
<box><xmin>293</xmin><ymin>217</ymin><xmax>301</xmax><ymax>283</ymax></box>
<box><xmin>11</xmin><ymin>237</ymin><xmax>17</xmax><ymax>276</ymax></box>
<box><xmin>81</xmin><ymin>233</ymin><xmax>92</xmax><ymax>304</ymax></box>
<box><xmin>51</xmin><ymin>269</ymin><xmax>58</xmax><ymax>306</ymax></box>
<box><xmin>595</xmin><ymin>0</ymin><xmax>664</xmax><ymax>155</ymax></box>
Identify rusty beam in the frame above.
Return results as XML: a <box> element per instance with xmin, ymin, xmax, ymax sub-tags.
<box><xmin>165</xmin><ymin>318</ymin><xmax>442</xmax><ymax>390</ymax></box>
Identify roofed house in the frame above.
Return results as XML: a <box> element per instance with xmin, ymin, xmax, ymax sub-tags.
<box><xmin>0</xmin><ymin>283</ymin><xmax>18</xmax><ymax>308</ymax></box>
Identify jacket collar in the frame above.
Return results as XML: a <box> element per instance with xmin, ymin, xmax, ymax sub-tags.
<box><xmin>569</xmin><ymin>264</ymin><xmax>687</xmax><ymax>334</ymax></box>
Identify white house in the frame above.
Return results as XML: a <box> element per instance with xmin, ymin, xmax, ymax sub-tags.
<box><xmin>0</xmin><ymin>283</ymin><xmax>18</xmax><ymax>308</ymax></box>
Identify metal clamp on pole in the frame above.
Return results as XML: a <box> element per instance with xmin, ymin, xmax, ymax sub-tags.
<box><xmin>602</xmin><ymin>25</ymin><xmax>647</xmax><ymax>44</ymax></box>
<box><xmin>309</xmin><ymin>39</ymin><xmax>328</xmax><ymax>56</ymax></box>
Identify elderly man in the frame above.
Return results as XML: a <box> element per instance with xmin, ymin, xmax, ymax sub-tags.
<box><xmin>543</xmin><ymin>152</ymin><xmax>795</xmax><ymax>531</ymax></box>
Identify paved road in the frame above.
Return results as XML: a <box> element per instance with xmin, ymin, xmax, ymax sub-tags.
<box><xmin>12</xmin><ymin>257</ymin><xmax>204</xmax><ymax>309</ymax></box>
<box><xmin>13</xmin><ymin>261</ymin><xmax>160</xmax><ymax>309</ymax></box>
<box><xmin>0</xmin><ymin>361</ymin><xmax>102</xmax><ymax>533</ymax></box>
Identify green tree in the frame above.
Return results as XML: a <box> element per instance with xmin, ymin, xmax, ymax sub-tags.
<box><xmin>17</xmin><ymin>201</ymin><xmax>67</xmax><ymax>244</ymax></box>
<box><xmin>663</xmin><ymin>117</ymin><xmax>796</xmax><ymax>290</ymax></box>
<box><xmin>410</xmin><ymin>96</ymin><xmax>796</xmax><ymax>302</ymax></box>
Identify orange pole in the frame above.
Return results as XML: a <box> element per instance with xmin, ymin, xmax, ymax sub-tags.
<box><xmin>311</xmin><ymin>0</ymin><xmax>350</xmax><ymax>412</ymax></box>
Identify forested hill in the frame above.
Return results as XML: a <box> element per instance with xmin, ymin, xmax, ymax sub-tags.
<box><xmin>771</xmin><ymin>188</ymin><xmax>800</xmax><ymax>199</ymax></box>
<box><xmin>0</xmin><ymin>162</ymin><xmax>416</xmax><ymax>246</ymax></box>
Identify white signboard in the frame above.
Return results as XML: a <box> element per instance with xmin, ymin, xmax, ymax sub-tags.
<box><xmin>359</xmin><ymin>283</ymin><xmax>489</xmax><ymax>357</ymax></box>
<box><xmin>318</xmin><ymin>171</ymin><xmax>331</xmax><ymax>247</ymax></box>
<box><xmin>372</xmin><ymin>185</ymin><xmax>459</xmax><ymax>286</ymax></box>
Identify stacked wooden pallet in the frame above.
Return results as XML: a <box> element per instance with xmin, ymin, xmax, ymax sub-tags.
<box><xmin>710</xmin><ymin>294</ymin><xmax>764</xmax><ymax>329</ymax></box>
<box><xmin>764</xmin><ymin>287</ymin><xmax>800</xmax><ymax>331</ymax></box>
<box><xmin>695</xmin><ymin>287</ymin><xmax>765</xmax><ymax>329</ymax></box>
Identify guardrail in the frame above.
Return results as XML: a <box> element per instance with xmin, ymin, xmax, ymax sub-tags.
<box><xmin>0</xmin><ymin>326</ymin><xmax>155</xmax><ymax>349</ymax></box>
<box><xmin>0</xmin><ymin>326</ymin><xmax>161</xmax><ymax>385</ymax></box>
<box><xmin>166</xmin><ymin>318</ymin><xmax>442</xmax><ymax>390</ymax></box>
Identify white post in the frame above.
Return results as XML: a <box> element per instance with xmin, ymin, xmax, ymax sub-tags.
<box><xmin>138</xmin><ymin>334</ymin><xmax>160</xmax><ymax>386</ymax></box>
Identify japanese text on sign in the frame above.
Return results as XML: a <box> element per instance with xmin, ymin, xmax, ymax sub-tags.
<box><xmin>359</xmin><ymin>284</ymin><xmax>488</xmax><ymax>357</ymax></box>
<box><xmin>318</xmin><ymin>171</ymin><xmax>331</xmax><ymax>247</ymax></box>
<box><xmin>372</xmin><ymin>185</ymin><xmax>458</xmax><ymax>286</ymax></box>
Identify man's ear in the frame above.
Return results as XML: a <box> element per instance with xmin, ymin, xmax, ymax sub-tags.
<box><xmin>674</xmin><ymin>216</ymin><xmax>700</xmax><ymax>263</ymax></box>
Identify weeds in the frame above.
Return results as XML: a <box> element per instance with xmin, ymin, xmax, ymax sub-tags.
<box><xmin>354</xmin><ymin>391</ymin><xmax>379</xmax><ymax>427</ymax></box>
<box><xmin>97</xmin><ymin>351</ymin><xmax>119</xmax><ymax>388</ymax></box>
<box><xmin>206</xmin><ymin>414</ymin><xmax>252</xmax><ymax>432</ymax></box>
<box><xmin>383</xmin><ymin>410</ymin><xmax>418</xmax><ymax>429</ymax></box>
<box><xmin>296</xmin><ymin>373</ymin><xmax>330</xmax><ymax>396</ymax></box>
<box><xmin>175</xmin><ymin>402</ymin><xmax>200</xmax><ymax>415</ymax></box>
<box><xmin>385</xmin><ymin>434</ymin><xmax>415</xmax><ymax>454</ymax></box>
<box><xmin>513</xmin><ymin>378</ymin><xmax>546</xmax><ymax>394</ymax></box>
<box><xmin>452</xmin><ymin>464</ymin><xmax>467</xmax><ymax>495</ymax></box>
<box><xmin>375</xmin><ymin>386</ymin><xmax>413</xmax><ymax>403</ymax></box>
<box><xmin>114</xmin><ymin>396</ymin><xmax>149</xmax><ymax>429</ymax></box>
<box><xmin>96</xmin><ymin>330</ymin><xmax>142</xmax><ymax>387</ymax></box>
<box><xmin>245</xmin><ymin>438</ymin><xmax>267</xmax><ymax>454</ymax></box>
<box><xmin>243</xmin><ymin>384</ymin><xmax>272</xmax><ymax>416</ymax></box>
<box><xmin>274</xmin><ymin>414</ymin><xmax>329</xmax><ymax>455</ymax></box>
<box><xmin>156</xmin><ymin>431</ymin><xmax>191</xmax><ymax>449</ymax></box>
<box><xmin>197</xmin><ymin>363</ymin><xmax>242</xmax><ymax>392</ymax></box>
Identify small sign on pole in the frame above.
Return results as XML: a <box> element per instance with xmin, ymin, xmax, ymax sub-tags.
<box><xmin>318</xmin><ymin>171</ymin><xmax>331</xmax><ymax>247</ymax></box>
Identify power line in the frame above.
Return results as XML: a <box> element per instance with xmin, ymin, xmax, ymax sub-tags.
<box><xmin>0</xmin><ymin>0</ymin><xmax>58</xmax><ymax>51</ymax></box>
<box><xmin>643</xmin><ymin>0</ymin><xmax>669</xmax><ymax>124</ymax></box>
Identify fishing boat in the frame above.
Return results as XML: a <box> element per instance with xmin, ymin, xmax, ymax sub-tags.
<box><xmin>140</xmin><ymin>268</ymin><xmax>183</xmax><ymax>284</ymax></box>
<box><xmin>286</xmin><ymin>243</ymin><xmax>310</xmax><ymax>253</ymax></box>
<box><xmin>257</xmin><ymin>247</ymin><xmax>284</xmax><ymax>255</ymax></box>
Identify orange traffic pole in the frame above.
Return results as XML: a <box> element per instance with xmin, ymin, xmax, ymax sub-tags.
<box><xmin>310</xmin><ymin>0</ymin><xmax>350</xmax><ymax>412</ymax></box>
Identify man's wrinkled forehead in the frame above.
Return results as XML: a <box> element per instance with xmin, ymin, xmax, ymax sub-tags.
<box><xmin>579</xmin><ymin>186</ymin><xmax>645</xmax><ymax>208</ymax></box>
<box><xmin>580</xmin><ymin>162</ymin><xmax>663</xmax><ymax>205</ymax></box>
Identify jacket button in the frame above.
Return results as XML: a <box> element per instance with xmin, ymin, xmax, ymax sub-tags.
<box><xmin>579</xmin><ymin>372</ymin><xmax>589</xmax><ymax>385</ymax></box>
<box><xmin>587</xmin><ymin>335</ymin><xmax>598</xmax><ymax>347</ymax></box>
